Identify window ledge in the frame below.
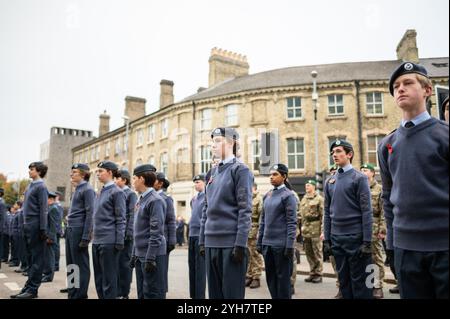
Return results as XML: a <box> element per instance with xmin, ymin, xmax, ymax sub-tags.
<box><xmin>160</xmin><ymin>136</ymin><xmax>169</xmax><ymax>141</ymax></box>
<box><xmin>136</xmin><ymin>144</ymin><xmax>143</xmax><ymax>149</ymax></box>
<box><xmin>250</xmin><ymin>121</ymin><xmax>269</xmax><ymax>126</ymax></box>
<box><xmin>147</xmin><ymin>140</ymin><xmax>155</xmax><ymax>145</ymax></box>
<box><xmin>325</xmin><ymin>115</ymin><xmax>347</xmax><ymax>121</ymax></box>
<box><xmin>224</xmin><ymin>124</ymin><xmax>239</xmax><ymax>128</ymax></box>
<box><xmin>284</xmin><ymin>117</ymin><xmax>305</xmax><ymax>123</ymax></box>
<box><xmin>365</xmin><ymin>114</ymin><xmax>386</xmax><ymax>119</ymax></box>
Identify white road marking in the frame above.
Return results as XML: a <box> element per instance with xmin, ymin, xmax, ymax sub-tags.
<box><xmin>4</xmin><ymin>282</ymin><xmax>21</xmax><ymax>291</ymax></box>
<box><xmin>0</xmin><ymin>273</ymin><xmax>7</xmax><ymax>279</ymax></box>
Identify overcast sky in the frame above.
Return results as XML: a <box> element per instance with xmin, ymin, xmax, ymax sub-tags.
<box><xmin>0</xmin><ymin>0</ymin><xmax>448</xmax><ymax>180</ymax></box>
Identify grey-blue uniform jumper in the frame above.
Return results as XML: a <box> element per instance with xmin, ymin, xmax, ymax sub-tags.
<box><xmin>2</xmin><ymin>211</ymin><xmax>12</xmax><ymax>261</ymax></box>
<box><xmin>188</xmin><ymin>191</ymin><xmax>206</xmax><ymax>299</ymax></box>
<box><xmin>257</xmin><ymin>185</ymin><xmax>297</xmax><ymax>299</ymax></box>
<box><xmin>324</xmin><ymin>165</ymin><xmax>373</xmax><ymax>299</ymax></box>
<box><xmin>158</xmin><ymin>190</ymin><xmax>176</xmax><ymax>293</ymax></box>
<box><xmin>378</xmin><ymin>115</ymin><xmax>449</xmax><ymax>299</ymax></box>
<box><xmin>0</xmin><ymin>197</ymin><xmax>6</xmax><ymax>260</ymax></box>
<box><xmin>199</xmin><ymin>156</ymin><xmax>253</xmax><ymax>299</ymax></box>
<box><xmin>10</xmin><ymin>212</ymin><xmax>21</xmax><ymax>265</ymax></box>
<box><xmin>66</xmin><ymin>181</ymin><xmax>95</xmax><ymax>299</ymax></box>
<box><xmin>133</xmin><ymin>188</ymin><xmax>167</xmax><ymax>299</ymax></box>
<box><xmin>92</xmin><ymin>181</ymin><xmax>126</xmax><ymax>299</ymax></box>
<box><xmin>53</xmin><ymin>202</ymin><xmax>64</xmax><ymax>271</ymax></box>
<box><xmin>42</xmin><ymin>203</ymin><xmax>59</xmax><ymax>281</ymax></box>
<box><xmin>21</xmin><ymin>179</ymin><xmax>48</xmax><ymax>295</ymax></box>
<box><xmin>117</xmin><ymin>186</ymin><xmax>137</xmax><ymax>298</ymax></box>
<box><xmin>17</xmin><ymin>210</ymin><xmax>29</xmax><ymax>271</ymax></box>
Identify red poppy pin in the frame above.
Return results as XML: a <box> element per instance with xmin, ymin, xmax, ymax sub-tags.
<box><xmin>387</xmin><ymin>143</ymin><xmax>393</xmax><ymax>154</ymax></box>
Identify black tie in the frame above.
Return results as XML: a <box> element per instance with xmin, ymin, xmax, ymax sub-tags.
<box><xmin>338</xmin><ymin>168</ymin><xmax>344</xmax><ymax>174</ymax></box>
<box><xmin>405</xmin><ymin>121</ymin><xmax>415</xmax><ymax>128</ymax></box>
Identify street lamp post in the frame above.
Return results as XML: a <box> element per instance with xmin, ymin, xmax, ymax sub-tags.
<box><xmin>122</xmin><ymin>115</ymin><xmax>130</xmax><ymax>169</ymax></box>
<box><xmin>311</xmin><ymin>70</ymin><xmax>321</xmax><ymax>191</ymax></box>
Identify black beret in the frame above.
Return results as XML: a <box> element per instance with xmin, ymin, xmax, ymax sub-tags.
<box><xmin>389</xmin><ymin>62</ymin><xmax>429</xmax><ymax>96</ymax></box>
<box><xmin>97</xmin><ymin>161</ymin><xmax>118</xmax><ymax>171</ymax></box>
<box><xmin>72</xmin><ymin>163</ymin><xmax>90</xmax><ymax>171</ymax></box>
<box><xmin>48</xmin><ymin>191</ymin><xmax>57</xmax><ymax>198</ymax></box>
<box><xmin>117</xmin><ymin>169</ymin><xmax>131</xmax><ymax>180</ymax></box>
<box><xmin>193</xmin><ymin>174</ymin><xmax>206</xmax><ymax>182</ymax></box>
<box><xmin>133</xmin><ymin>164</ymin><xmax>157</xmax><ymax>176</ymax></box>
<box><xmin>55</xmin><ymin>191</ymin><xmax>63</xmax><ymax>197</ymax></box>
<box><xmin>29</xmin><ymin>161</ymin><xmax>46</xmax><ymax>169</ymax></box>
<box><xmin>330</xmin><ymin>139</ymin><xmax>353</xmax><ymax>153</ymax></box>
<box><xmin>211</xmin><ymin>127</ymin><xmax>240</xmax><ymax>140</ymax></box>
<box><xmin>270</xmin><ymin>163</ymin><xmax>289</xmax><ymax>175</ymax></box>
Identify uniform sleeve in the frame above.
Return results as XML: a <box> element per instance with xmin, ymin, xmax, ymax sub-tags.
<box><xmin>233</xmin><ymin>165</ymin><xmax>253</xmax><ymax>248</ymax></box>
<box><xmin>39</xmin><ymin>185</ymin><xmax>48</xmax><ymax>231</ymax></box>
<box><xmin>358</xmin><ymin>175</ymin><xmax>373</xmax><ymax>242</ymax></box>
<box><xmin>165</xmin><ymin>196</ymin><xmax>176</xmax><ymax>246</ymax></box>
<box><xmin>146</xmin><ymin>199</ymin><xmax>165</xmax><ymax>261</ymax></box>
<box><xmin>126</xmin><ymin>192</ymin><xmax>138</xmax><ymax>238</ymax></box>
<box><xmin>284</xmin><ymin>193</ymin><xmax>298</xmax><ymax>249</ymax></box>
<box><xmin>257</xmin><ymin>195</ymin><xmax>266</xmax><ymax>247</ymax></box>
<box><xmin>48</xmin><ymin>207</ymin><xmax>59</xmax><ymax>241</ymax></box>
<box><xmin>378</xmin><ymin>141</ymin><xmax>395</xmax><ymax>249</ymax></box>
<box><xmin>323</xmin><ymin>181</ymin><xmax>331</xmax><ymax>241</ymax></box>
<box><xmin>82</xmin><ymin>188</ymin><xmax>95</xmax><ymax>241</ymax></box>
<box><xmin>113</xmin><ymin>190</ymin><xmax>127</xmax><ymax>245</ymax></box>
<box><xmin>199</xmin><ymin>169</ymin><xmax>213</xmax><ymax>246</ymax></box>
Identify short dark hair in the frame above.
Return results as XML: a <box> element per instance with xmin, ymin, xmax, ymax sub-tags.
<box><xmin>116</xmin><ymin>171</ymin><xmax>131</xmax><ymax>186</ymax></box>
<box><xmin>342</xmin><ymin>146</ymin><xmax>354</xmax><ymax>163</ymax></box>
<box><xmin>104</xmin><ymin>168</ymin><xmax>119</xmax><ymax>179</ymax></box>
<box><xmin>75</xmin><ymin>168</ymin><xmax>91</xmax><ymax>182</ymax></box>
<box><xmin>136</xmin><ymin>171</ymin><xmax>156</xmax><ymax>188</ymax></box>
<box><xmin>29</xmin><ymin>162</ymin><xmax>48</xmax><ymax>178</ymax></box>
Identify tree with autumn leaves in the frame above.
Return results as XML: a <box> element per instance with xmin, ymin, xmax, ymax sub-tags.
<box><xmin>0</xmin><ymin>173</ymin><xmax>30</xmax><ymax>205</ymax></box>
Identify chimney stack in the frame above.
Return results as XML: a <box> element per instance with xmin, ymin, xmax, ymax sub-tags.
<box><xmin>208</xmin><ymin>48</ymin><xmax>249</xmax><ymax>87</ymax></box>
<box><xmin>160</xmin><ymin>80</ymin><xmax>174</xmax><ymax>109</ymax></box>
<box><xmin>396</xmin><ymin>29</ymin><xmax>419</xmax><ymax>63</ymax></box>
<box><xmin>124</xmin><ymin>96</ymin><xmax>146</xmax><ymax>123</ymax></box>
<box><xmin>99</xmin><ymin>110</ymin><xmax>110</xmax><ymax>136</ymax></box>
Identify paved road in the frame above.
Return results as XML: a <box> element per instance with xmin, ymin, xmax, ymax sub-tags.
<box><xmin>0</xmin><ymin>240</ymin><xmax>400</xmax><ymax>299</ymax></box>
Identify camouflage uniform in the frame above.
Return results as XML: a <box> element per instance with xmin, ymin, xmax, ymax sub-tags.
<box><xmin>300</xmin><ymin>192</ymin><xmax>324</xmax><ymax>277</ymax></box>
<box><xmin>290</xmin><ymin>191</ymin><xmax>301</xmax><ymax>288</ymax></box>
<box><xmin>369</xmin><ymin>179</ymin><xmax>386</xmax><ymax>289</ymax></box>
<box><xmin>246</xmin><ymin>191</ymin><xmax>264</xmax><ymax>281</ymax></box>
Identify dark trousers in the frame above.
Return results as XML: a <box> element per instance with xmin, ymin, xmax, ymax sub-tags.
<box><xmin>22</xmin><ymin>222</ymin><xmax>45</xmax><ymax>295</ymax></box>
<box><xmin>163</xmin><ymin>252</ymin><xmax>170</xmax><ymax>293</ymax></box>
<box><xmin>10</xmin><ymin>235</ymin><xmax>20</xmax><ymax>264</ymax></box>
<box><xmin>65</xmin><ymin>227</ymin><xmax>90</xmax><ymax>299</ymax></box>
<box><xmin>331</xmin><ymin>233</ymin><xmax>373</xmax><ymax>299</ymax></box>
<box><xmin>386</xmin><ymin>249</ymin><xmax>397</xmax><ymax>280</ymax></box>
<box><xmin>21</xmin><ymin>233</ymin><xmax>31</xmax><ymax>271</ymax></box>
<box><xmin>2</xmin><ymin>234</ymin><xmax>10</xmax><ymax>260</ymax></box>
<box><xmin>395</xmin><ymin>248</ymin><xmax>449</xmax><ymax>299</ymax></box>
<box><xmin>0</xmin><ymin>233</ymin><xmax>3</xmax><ymax>260</ymax></box>
<box><xmin>52</xmin><ymin>235</ymin><xmax>60</xmax><ymax>270</ymax></box>
<box><xmin>188</xmin><ymin>237</ymin><xmax>206</xmax><ymax>299</ymax></box>
<box><xmin>135</xmin><ymin>257</ymin><xmax>166</xmax><ymax>299</ymax></box>
<box><xmin>263</xmin><ymin>245</ymin><xmax>293</xmax><ymax>299</ymax></box>
<box><xmin>117</xmin><ymin>239</ymin><xmax>133</xmax><ymax>298</ymax></box>
<box><xmin>205</xmin><ymin>247</ymin><xmax>247</xmax><ymax>299</ymax></box>
<box><xmin>42</xmin><ymin>242</ymin><xmax>55</xmax><ymax>280</ymax></box>
<box><xmin>92</xmin><ymin>243</ymin><xmax>120</xmax><ymax>299</ymax></box>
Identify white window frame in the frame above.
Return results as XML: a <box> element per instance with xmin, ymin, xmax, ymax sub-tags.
<box><xmin>123</xmin><ymin>135</ymin><xmax>128</xmax><ymax>153</ymax></box>
<box><xmin>287</xmin><ymin>138</ymin><xmax>305</xmax><ymax>170</ymax></box>
<box><xmin>160</xmin><ymin>152</ymin><xmax>168</xmax><ymax>175</ymax></box>
<box><xmin>367</xmin><ymin>135</ymin><xmax>385</xmax><ymax>168</ymax></box>
<box><xmin>105</xmin><ymin>141</ymin><xmax>110</xmax><ymax>157</ymax></box>
<box><xmin>148</xmin><ymin>155</ymin><xmax>155</xmax><ymax>166</ymax></box>
<box><xmin>225</xmin><ymin>104</ymin><xmax>238</xmax><ymax>126</ymax></box>
<box><xmin>115</xmin><ymin>138</ymin><xmax>121</xmax><ymax>155</ymax></box>
<box><xmin>251</xmin><ymin>139</ymin><xmax>261</xmax><ymax>171</ymax></box>
<box><xmin>147</xmin><ymin>124</ymin><xmax>155</xmax><ymax>143</ymax></box>
<box><xmin>200</xmin><ymin>146</ymin><xmax>212</xmax><ymax>173</ymax></box>
<box><xmin>161</xmin><ymin>119</ymin><xmax>169</xmax><ymax>138</ymax></box>
<box><xmin>90</xmin><ymin>147</ymin><xmax>95</xmax><ymax>162</ymax></box>
<box><xmin>137</xmin><ymin>128</ymin><xmax>144</xmax><ymax>146</ymax></box>
<box><xmin>286</xmin><ymin>97</ymin><xmax>302</xmax><ymax>119</ymax></box>
<box><xmin>95</xmin><ymin>145</ymin><xmax>100</xmax><ymax>160</ymax></box>
<box><xmin>201</xmin><ymin>109</ymin><xmax>212</xmax><ymax>130</ymax></box>
<box><xmin>366</xmin><ymin>92</ymin><xmax>384</xmax><ymax>115</ymax></box>
<box><xmin>328</xmin><ymin>94</ymin><xmax>345</xmax><ymax>116</ymax></box>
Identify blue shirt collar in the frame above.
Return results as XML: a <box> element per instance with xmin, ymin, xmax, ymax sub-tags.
<box><xmin>31</xmin><ymin>179</ymin><xmax>44</xmax><ymax>185</ymax></box>
<box><xmin>140</xmin><ymin>187</ymin><xmax>154</xmax><ymax>199</ymax></box>
<box><xmin>339</xmin><ymin>163</ymin><xmax>353</xmax><ymax>173</ymax></box>
<box><xmin>103</xmin><ymin>181</ymin><xmax>115</xmax><ymax>188</ymax></box>
<box><xmin>220</xmin><ymin>155</ymin><xmax>236</xmax><ymax>165</ymax></box>
<box><xmin>274</xmin><ymin>184</ymin><xmax>286</xmax><ymax>191</ymax></box>
<box><xmin>157</xmin><ymin>189</ymin><xmax>163</xmax><ymax>194</ymax></box>
<box><xmin>401</xmin><ymin>111</ymin><xmax>431</xmax><ymax>127</ymax></box>
<box><xmin>76</xmin><ymin>181</ymin><xmax>87</xmax><ymax>189</ymax></box>
<box><xmin>122</xmin><ymin>185</ymin><xmax>130</xmax><ymax>191</ymax></box>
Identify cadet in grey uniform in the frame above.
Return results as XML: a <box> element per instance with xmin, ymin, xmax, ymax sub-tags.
<box><xmin>130</xmin><ymin>164</ymin><xmax>167</xmax><ymax>299</ymax></box>
<box><xmin>42</xmin><ymin>191</ymin><xmax>59</xmax><ymax>282</ymax></box>
<box><xmin>199</xmin><ymin>127</ymin><xmax>253</xmax><ymax>299</ymax></box>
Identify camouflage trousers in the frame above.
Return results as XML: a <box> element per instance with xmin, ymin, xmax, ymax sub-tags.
<box><xmin>303</xmin><ymin>237</ymin><xmax>323</xmax><ymax>276</ymax></box>
<box><xmin>290</xmin><ymin>242</ymin><xmax>301</xmax><ymax>286</ymax></box>
<box><xmin>246</xmin><ymin>238</ymin><xmax>263</xmax><ymax>280</ymax></box>
<box><xmin>330</xmin><ymin>255</ymin><xmax>340</xmax><ymax>287</ymax></box>
<box><xmin>371</xmin><ymin>238</ymin><xmax>385</xmax><ymax>288</ymax></box>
